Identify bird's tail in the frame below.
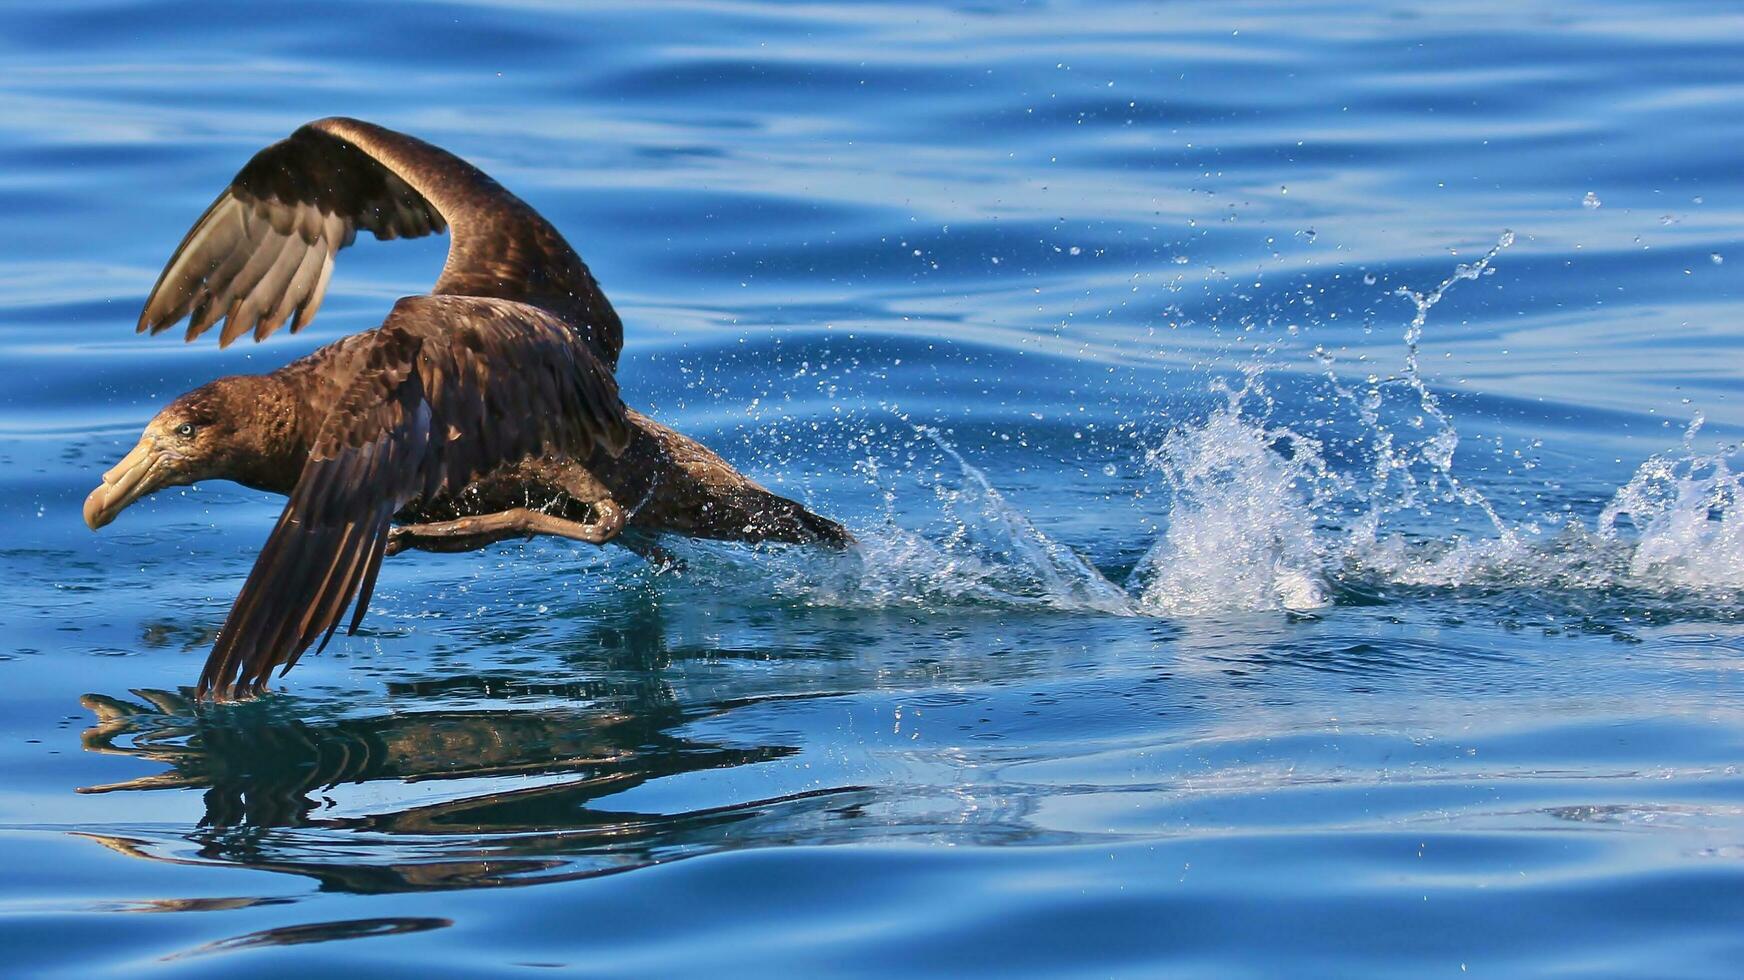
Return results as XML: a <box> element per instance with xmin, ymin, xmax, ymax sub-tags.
<box><xmin>750</xmin><ymin>492</ymin><xmax>855</xmax><ymax>548</ymax></box>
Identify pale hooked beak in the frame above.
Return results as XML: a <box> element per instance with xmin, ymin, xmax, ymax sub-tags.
<box><xmin>84</xmin><ymin>437</ymin><xmax>164</xmax><ymax>531</ymax></box>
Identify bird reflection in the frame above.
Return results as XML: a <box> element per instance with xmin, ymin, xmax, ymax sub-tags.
<box><xmin>76</xmin><ymin>681</ymin><xmax>864</xmax><ymax>893</ymax></box>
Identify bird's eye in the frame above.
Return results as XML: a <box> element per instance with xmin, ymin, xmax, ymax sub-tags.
<box><xmin>176</xmin><ymin>423</ymin><xmax>197</xmax><ymax>438</ymax></box>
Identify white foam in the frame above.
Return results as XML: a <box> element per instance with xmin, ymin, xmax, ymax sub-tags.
<box><xmin>1599</xmin><ymin>417</ymin><xmax>1744</xmax><ymax>592</ymax></box>
<box><xmin>1128</xmin><ymin>376</ymin><xmax>1333</xmax><ymax>615</ymax></box>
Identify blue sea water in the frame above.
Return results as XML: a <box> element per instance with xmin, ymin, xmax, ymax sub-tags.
<box><xmin>2</xmin><ymin>0</ymin><xmax>1742</xmax><ymax>974</ymax></box>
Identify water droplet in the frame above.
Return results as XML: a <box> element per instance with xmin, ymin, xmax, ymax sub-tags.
<box><xmin>1711</xmin><ymin>252</ymin><xmax>1724</xmax><ymax>265</ymax></box>
<box><xmin>1362</xmin><ymin>272</ymin><xmax>1377</xmax><ymax>285</ymax></box>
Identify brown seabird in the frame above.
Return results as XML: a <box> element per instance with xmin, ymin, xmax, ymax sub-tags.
<box><xmin>84</xmin><ymin>118</ymin><xmax>849</xmax><ymax>700</ymax></box>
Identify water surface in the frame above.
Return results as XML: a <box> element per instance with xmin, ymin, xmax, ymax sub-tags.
<box><xmin>2</xmin><ymin>1</ymin><xmax>1742</xmax><ymax>975</ymax></box>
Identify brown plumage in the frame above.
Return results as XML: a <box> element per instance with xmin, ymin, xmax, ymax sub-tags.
<box><xmin>85</xmin><ymin>118</ymin><xmax>849</xmax><ymax>700</ymax></box>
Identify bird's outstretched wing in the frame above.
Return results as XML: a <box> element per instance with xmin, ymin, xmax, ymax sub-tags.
<box><xmin>139</xmin><ymin>117</ymin><xmax>623</xmax><ymax>367</ymax></box>
<box><xmin>196</xmin><ymin>296</ymin><xmax>630</xmax><ymax>699</ymax></box>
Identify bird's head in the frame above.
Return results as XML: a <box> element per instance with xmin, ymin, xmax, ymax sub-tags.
<box><xmin>84</xmin><ymin>376</ymin><xmax>295</xmax><ymax>531</ymax></box>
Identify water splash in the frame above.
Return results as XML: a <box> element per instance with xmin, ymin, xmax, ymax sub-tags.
<box><xmin>911</xmin><ymin>430</ymin><xmax>1136</xmax><ymax>613</ymax></box>
<box><xmin>676</xmin><ymin>231</ymin><xmax>1738</xmax><ymax>621</ymax></box>
<box><xmin>1599</xmin><ymin>417</ymin><xmax>1744</xmax><ymax>592</ymax></box>
<box><xmin>1390</xmin><ymin>230</ymin><xmax>1518</xmax><ymax>546</ymax></box>
<box><xmin>1119</xmin><ymin>232</ymin><xmax>1528</xmax><ymax>614</ymax></box>
<box><xmin>683</xmin><ymin>398</ymin><xmax>1739</xmax><ymax>621</ymax></box>
<box><xmin>1128</xmin><ymin>373</ymin><xmax>1335</xmax><ymax>615</ymax></box>
<box><xmin>1113</xmin><ymin>384</ymin><xmax>1741</xmax><ymax>616</ymax></box>
<box><xmin>1120</xmin><ymin>230</ymin><xmax>1741</xmax><ymax>613</ymax></box>
<box><xmin>674</xmin><ymin>427</ymin><xmax>1136</xmax><ymax>616</ymax></box>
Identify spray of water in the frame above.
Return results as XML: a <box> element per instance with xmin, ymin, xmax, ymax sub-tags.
<box><xmin>1391</xmin><ymin>230</ymin><xmax>1519</xmax><ymax>545</ymax></box>
<box><xmin>1128</xmin><ymin>373</ymin><xmax>1335</xmax><ymax>614</ymax></box>
<box><xmin>669</xmin><ymin>425</ymin><xmax>1137</xmax><ymax>616</ymax></box>
<box><xmin>1124</xmin><ymin>230</ymin><xmax>1742</xmax><ymax>613</ymax></box>
<box><xmin>683</xmin><ymin>231</ymin><xmax>1740</xmax><ymax>619</ymax></box>
<box><xmin>1598</xmin><ymin>415</ymin><xmax>1744</xmax><ymax>591</ymax></box>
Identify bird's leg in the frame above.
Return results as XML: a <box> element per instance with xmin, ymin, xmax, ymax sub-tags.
<box><xmin>387</xmin><ymin>502</ymin><xmax>625</xmax><ymax>556</ymax></box>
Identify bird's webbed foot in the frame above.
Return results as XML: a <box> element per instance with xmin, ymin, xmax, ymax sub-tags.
<box><xmin>386</xmin><ymin>502</ymin><xmax>625</xmax><ymax>556</ymax></box>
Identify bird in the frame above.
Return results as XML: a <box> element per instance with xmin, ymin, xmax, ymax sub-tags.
<box><xmin>84</xmin><ymin>117</ymin><xmax>850</xmax><ymax>701</ymax></box>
